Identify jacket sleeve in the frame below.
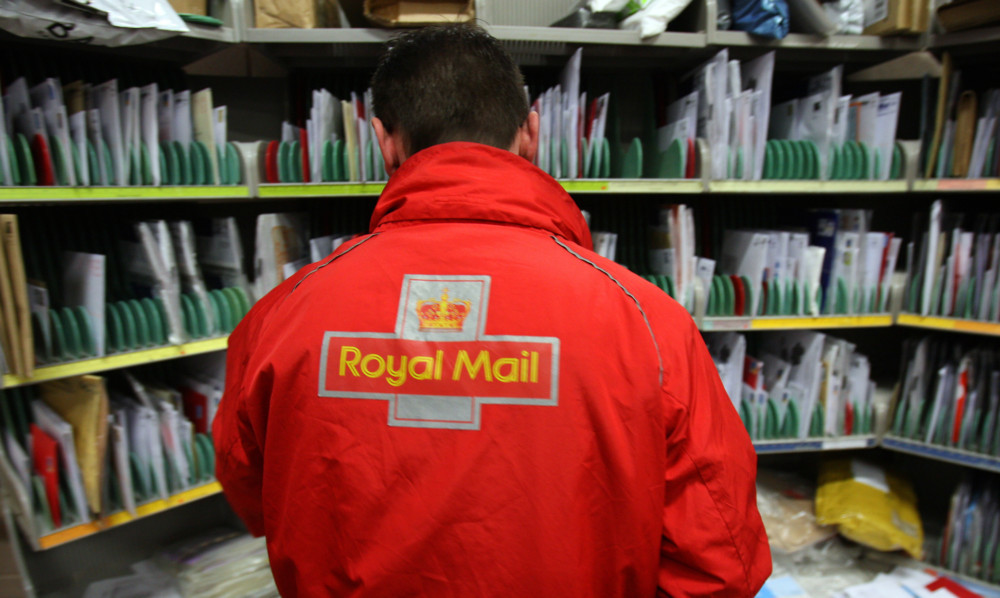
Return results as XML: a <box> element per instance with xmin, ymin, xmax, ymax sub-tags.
<box><xmin>212</xmin><ymin>304</ymin><xmax>269</xmax><ymax>536</ymax></box>
<box><xmin>212</xmin><ymin>265</ymin><xmax>315</xmax><ymax>537</ymax></box>
<box><xmin>657</xmin><ymin>317</ymin><xmax>771</xmax><ymax>597</ymax></box>
<box><xmin>212</xmin><ymin>238</ymin><xmax>373</xmax><ymax>537</ymax></box>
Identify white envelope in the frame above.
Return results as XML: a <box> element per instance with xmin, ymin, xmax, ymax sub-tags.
<box><xmin>740</xmin><ymin>51</ymin><xmax>774</xmax><ymax>180</ymax></box>
<box><xmin>63</xmin><ymin>252</ymin><xmax>106</xmax><ymax>357</ymax></box>
<box><xmin>720</xmin><ymin>230</ymin><xmax>769</xmax><ymax>316</ymax></box>
<box><xmin>94</xmin><ymin>79</ymin><xmax>126</xmax><ymax>185</ymax></box>
<box><xmin>140</xmin><ymin>83</ymin><xmax>160</xmax><ymax>186</ymax></box>
<box><xmin>69</xmin><ymin>111</ymin><xmax>88</xmax><ymax>186</ymax></box>
<box><xmin>769</xmin><ymin>99</ymin><xmax>798</xmax><ymax>140</ymax></box>
<box><xmin>157</xmin><ymin>90</ymin><xmax>174</xmax><ymax>144</ymax></box>
<box><xmin>173</xmin><ymin>90</ymin><xmax>192</xmax><ymax>147</ymax></box>
<box><xmin>191</xmin><ymin>88</ymin><xmax>218</xmax><ymax>184</ymax></box>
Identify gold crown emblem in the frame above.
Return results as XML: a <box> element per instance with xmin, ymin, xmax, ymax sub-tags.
<box><xmin>416</xmin><ymin>288</ymin><xmax>471</xmax><ymax>331</ymax></box>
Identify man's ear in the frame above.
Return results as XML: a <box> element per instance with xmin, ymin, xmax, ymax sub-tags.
<box><xmin>373</xmin><ymin>117</ymin><xmax>407</xmax><ymax>176</ymax></box>
<box><xmin>512</xmin><ymin>111</ymin><xmax>540</xmax><ymax>163</ymax></box>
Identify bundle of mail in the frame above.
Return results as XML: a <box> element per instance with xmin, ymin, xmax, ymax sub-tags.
<box><xmin>925</xmin><ymin>63</ymin><xmax>1000</xmax><ymax>179</ymax></box>
<box><xmin>675</xmin><ymin>51</ymin><xmax>902</xmax><ymax>182</ymax></box>
<box><xmin>706</xmin><ymin>331</ymin><xmax>876</xmax><ymax>440</ymax></box>
<box><xmin>761</xmin><ymin>559</ymin><xmax>999</xmax><ymax>598</ymax></box>
<box><xmin>260</xmin><ymin>88</ymin><xmax>387</xmax><ymax>184</ymax></box>
<box><xmin>926</xmin><ymin>473</ymin><xmax>1000</xmax><ymax>587</ymax></box>
<box><xmin>672</xmin><ymin>50</ymin><xmax>774</xmax><ymax>181</ymax></box>
<box><xmin>889</xmin><ymin>335</ymin><xmax>1000</xmax><ymax>458</ymax></box>
<box><xmin>756</xmin><ymin>466</ymin><xmax>998</xmax><ymax>598</ymax></box>
<box><xmin>82</xmin><ymin>529</ymin><xmax>278</xmax><ymax>598</ymax></box>
<box><xmin>530</xmin><ymin>48</ymin><xmax>612</xmax><ymax>181</ymax></box>
<box><xmin>767</xmin><ymin>64</ymin><xmax>904</xmax><ymax>183</ymax></box>
<box><xmin>0</xmin><ymin>0</ymin><xmax>189</xmax><ymax>47</ymax></box>
<box><xmin>903</xmin><ymin>199</ymin><xmax>1000</xmax><ymax>322</ymax></box>
<box><xmin>646</xmin><ymin>205</ymin><xmax>900</xmax><ymax>317</ymax></box>
<box><xmin>0</xmin><ymin>358</ymin><xmax>223</xmax><ymax>537</ymax></box>
<box><xmin>155</xmin><ymin>529</ymin><xmax>278</xmax><ymax>598</ymax></box>
<box><xmin>251</xmin><ymin>211</ymin><xmax>361</xmax><ymax>299</ymax></box>
<box><xmin>0</xmin><ymin>211</ymin><xmax>252</xmax><ymax>375</ymax></box>
<box><xmin>0</xmin><ymin>75</ymin><xmax>239</xmax><ymax>187</ymax></box>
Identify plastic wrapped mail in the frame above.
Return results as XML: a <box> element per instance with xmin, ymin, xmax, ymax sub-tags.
<box><xmin>758</xmin><ymin>470</ymin><xmax>837</xmax><ymax>554</ymax></box>
<box><xmin>0</xmin><ymin>0</ymin><xmax>188</xmax><ymax>47</ymax></box>
<box><xmin>587</xmin><ymin>0</ymin><xmax>694</xmax><ymax>38</ymax></box>
<box><xmin>155</xmin><ymin>529</ymin><xmax>278</xmax><ymax>597</ymax></box>
<box><xmin>619</xmin><ymin>0</ymin><xmax>696</xmax><ymax>38</ymax></box>
<box><xmin>815</xmin><ymin>459</ymin><xmax>924</xmax><ymax>559</ymax></box>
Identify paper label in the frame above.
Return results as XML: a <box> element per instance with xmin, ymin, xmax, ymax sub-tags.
<box><xmin>851</xmin><ymin>459</ymin><xmax>889</xmax><ymax>494</ymax></box>
<box><xmin>866</xmin><ymin>0</ymin><xmax>889</xmax><ymax>27</ymax></box>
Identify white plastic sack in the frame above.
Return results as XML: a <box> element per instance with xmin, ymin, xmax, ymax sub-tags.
<box><xmin>588</xmin><ymin>0</ymin><xmax>631</xmax><ymax>12</ymax></box>
<box><xmin>619</xmin><ymin>0</ymin><xmax>695</xmax><ymax>38</ymax></box>
<box><xmin>0</xmin><ymin>0</ymin><xmax>188</xmax><ymax>47</ymax></box>
<box><xmin>822</xmin><ymin>0</ymin><xmax>864</xmax><ymax>34</ymax></box>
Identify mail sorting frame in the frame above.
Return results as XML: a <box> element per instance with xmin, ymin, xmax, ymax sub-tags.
<box><xmin>0</xmin><ymin>195</ymin><xmax>375</xmax><ymax>597</ymax></box>
<box><xmin>4</xmin><ymin>7</ymin><xmax>1000</xmax><ymax>596</ymax></box>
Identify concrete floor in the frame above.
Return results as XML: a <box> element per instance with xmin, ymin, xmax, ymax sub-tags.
<box><xmin>0</xmin><ymin>524</ymin><xmax>26</xmax><ymax>598</ymax></box>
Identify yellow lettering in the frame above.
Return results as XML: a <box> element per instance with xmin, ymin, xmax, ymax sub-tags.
<box><xmin>339</xmin><ymin>346</ymin><xmax>361</xmax><ymax>376</ymax></box>
<box><xmin>361</xmin><ymin>354</ymin><xmax>386</xmax><ymax>378</ymax></box>
<box><xmin>493</xmin><ymin>358</ymin><xmax>518</xmax><ymax>382</ymax></box>
<box><xmin>409</xmin><ymin>356</ymin><xmax>434</xmax><ymax>381</ymax></box>
<box><xmin>453</xmin><ymin>349</ymin><xmax>493</xmax><ymax>381</ymax></box>
<box><xmin>434</xmin><ymin>349</ymin><xmax>443</xmax><ymax>380</ymax></box>
<box><xmin>386</xmin><ymin>355</ymin><xmax>407</xmax><ymax>387</ymax></box>
<box><xmin>520</xmin><ymin>350</ymin><xmax>529</xmax><ymax>382</ymax></box>
<box><xmin>530</xmin><ymin>351</ymin><xmax>539</xmax><ymax>383</ymax></box>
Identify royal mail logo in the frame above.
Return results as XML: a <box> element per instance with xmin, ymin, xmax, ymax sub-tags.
<box><xmin>416</xmin><ymin>288</ymin><xmax>470</xmax><ymax>331</ymax></box>
<box><xmin>318</xmin><ymin>275</ymin><xmax>560</xmax><ymax>430</ymax></box>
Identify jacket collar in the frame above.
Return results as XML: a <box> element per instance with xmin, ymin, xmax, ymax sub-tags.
<box><xmin>369</xmin><ymin>142</ymin><xmax>593</xmax><ymax>250</ymax></box>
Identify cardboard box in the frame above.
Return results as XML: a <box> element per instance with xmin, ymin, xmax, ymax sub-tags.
<box><xmin>863</xmin><ymin>0</ymin><xmax>913</xmax><ymax>35</ymax></box>
<box><xmin>910</xmin><ymin>0</ymin><xmax>931</xmax><ymax>33</ymax></box>
<box><xmin>254</xmin><ymin>0</ymin><xmax>340</xmax><ymax>28</ymax></box>
<box><xmin>936</xmin><ymin>0</ymin><xmax>1000</xmax><ymax>33</ymax></box>
<box><xmin>364</xmin><ymin>0</ymin><xmax>474</xmax><ymax>28</ymax></box>
<box><xmin>168</xmin><ymin>0</ymin><xmax>207</xmax><ymax>15</ymax></box>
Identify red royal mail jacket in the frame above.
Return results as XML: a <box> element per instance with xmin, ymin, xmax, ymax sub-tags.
<box><xmin>214</xmin><ymin>142</ymin><xmax>771</xmax><ymax>597</ymax></box>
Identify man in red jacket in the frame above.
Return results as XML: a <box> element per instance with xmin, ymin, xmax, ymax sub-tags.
<box><xmin>215</xmin><ymin>24</ymin><xmax>770</xmax><ymax>597</ymax></box>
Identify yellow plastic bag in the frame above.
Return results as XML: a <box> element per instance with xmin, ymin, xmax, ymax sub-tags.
<box><xmin>815</xmin><ymin>459</ymin><xmax>923</xmax><ymax>559</ymax></box>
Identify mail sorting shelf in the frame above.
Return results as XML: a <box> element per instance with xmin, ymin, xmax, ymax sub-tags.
<box><xmin>0</xmin><ymin>337</ymin><xmax>229</xmax><ymax>389</ymax></box>
<box><xmin>32</xmin><ymin>482</ymin><xmax>223</xmax><ymax>551</ymax></box>
<box><xmin>895</xmin><ymin>314</ymin><xmax>1000</xmax><ymax>337</ymax></box>
<box><xmin>753</xmin><ymin>435</ymin><xmax>878</xmax><ymax>454</ymax></box>
<box><xmin>881</xmin><ymin>436</ymin><xmax>1000</xmax><ymax>475</ymax></box>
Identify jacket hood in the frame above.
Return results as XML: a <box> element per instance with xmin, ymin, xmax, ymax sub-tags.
<box><xmin>370</xmin><ymin>142</ymin><xmax>593</xmax><ymax>250</ymax></box>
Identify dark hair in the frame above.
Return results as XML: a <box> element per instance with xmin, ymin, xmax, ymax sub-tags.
<box><xmin>370</xmin><ymin>24</ymin><xmax>528</xmax><ymax>155</ymax></box>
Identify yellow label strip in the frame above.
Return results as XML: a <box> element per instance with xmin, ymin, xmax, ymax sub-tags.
<box><xmin>750</xmin><ymin>315</ymin><xmax>893</xmax><ymax>329</ymax></box>
<box><xmin>258</xmin><ymin>183</ymin><xmax>385</xmax><ymax>197</ymax></box>
<box><xmin>897</xmin><ymin>313</ymin><xmax>1000</xmax><ymax>336</ymax></box>
<box><xmin>3</xmin><ymin>337</ymin><xmax>228</xmax><ymax>388</ymax></box>
<box><xmin>0</xmin><ymin>186</ymin><xmax>250</xmax><ymax>201</ymax></box>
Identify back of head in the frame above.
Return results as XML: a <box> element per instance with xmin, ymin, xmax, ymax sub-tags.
<box><xmin>370</xmin><ymin>24</ymin><xmax>528</xmax><ymax>156</ymax></box>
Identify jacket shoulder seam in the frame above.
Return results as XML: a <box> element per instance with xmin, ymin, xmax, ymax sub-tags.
<box><xmin>549</xmin><ymin>236</ymin><xmax>664</xmax><ymax>387</ymax></box>
<box><xmin>291</xmin><ymin>233</ymin><xmax>380</xmax><ymax>294</ymax></box>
